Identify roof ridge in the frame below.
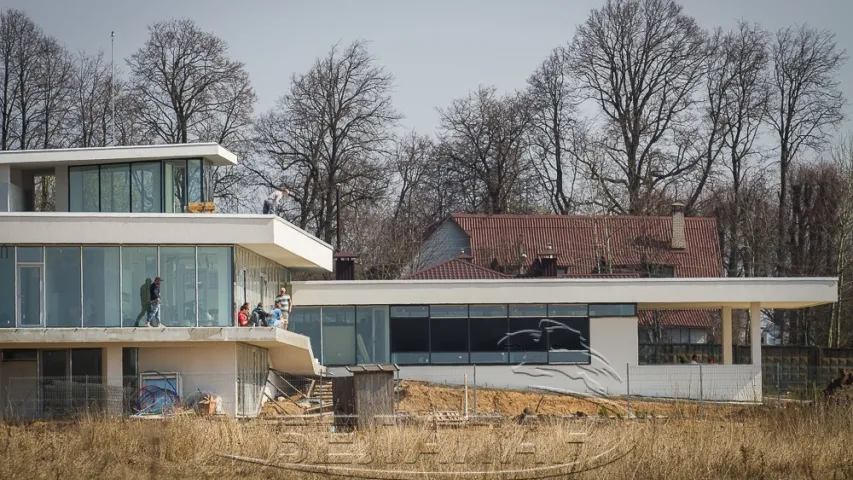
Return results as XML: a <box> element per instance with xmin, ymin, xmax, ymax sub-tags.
<box><xmin>451</xmin><ymin>213</ymin><xmax>717</xmax><ymax>221</ymax></box>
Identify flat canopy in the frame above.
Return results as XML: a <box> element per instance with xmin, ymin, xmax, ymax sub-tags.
<box><xmin>0</xmin><ymin>212</ymin><xmax>333</xmax><ymax>271</ymax></box>
<box><xmin>291</xmin><ymin>277</ymin><xmax>838</xmax><ymax>310</ymax></box>
<box><xmin>0</xmin><ymin>327</ymin><xmax>322</xmax><ymax>376</ymax></box>
<box><xmin>0</xmin><ymin>143</ymin><xmax>237</xmax><ymax>168</ymax></box>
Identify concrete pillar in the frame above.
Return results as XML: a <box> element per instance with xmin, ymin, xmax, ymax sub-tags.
<box><xmin>722</xmin><ymin>306</ymin><xmax>733</xmax><ymax>365</ymax></box>
<box><xmin>749</xmin><ymin>303</ymin><xmax>762</xmax><ymax>366</ymax></box>
<box><xmin>102</xmin><ymin>346</ymin><xmax>123</xmax><ymax>415</ymax></box>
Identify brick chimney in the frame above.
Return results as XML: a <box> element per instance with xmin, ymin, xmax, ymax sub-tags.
<box><xmin>334</xmin><ymin>252</ymin><xmax>359</xmax><ymax>280</ymax></box>
<box><xmin>537</xmin><ymin>242</ymin><xmax>558</xmax><ymax>277</ymax></box>
<box><xmin>671</xmin><ymin>202</ymin><xmax>686</xmax><ymax>250</ymax></box>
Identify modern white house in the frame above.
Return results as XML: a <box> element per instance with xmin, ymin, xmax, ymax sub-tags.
<box><xmin>0</xmin><ymin>143</ymin><xmax>840</xmax><ymax>419</ymax></box>
<box><xmin>0</xmin><ymin>144</ymin><xmax>332</xmax><ymax>418</ymax></box>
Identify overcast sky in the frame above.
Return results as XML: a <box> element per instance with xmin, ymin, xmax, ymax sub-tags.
<box><xmin>6</xmin><ymin>0</ymin><xmax>853</xmax><ymax>134</ymax></box>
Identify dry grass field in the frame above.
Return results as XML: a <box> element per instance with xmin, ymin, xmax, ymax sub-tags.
<box><xmin>1</xmin><ymin>401</ymin><xmax>852</xmax><ymax>479</ymax></box>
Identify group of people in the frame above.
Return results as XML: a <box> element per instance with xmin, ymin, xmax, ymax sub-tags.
<box><xmin>237</xmin><ymin>288</ymin><xmax>293</xmax><ymax>329</ymax></box>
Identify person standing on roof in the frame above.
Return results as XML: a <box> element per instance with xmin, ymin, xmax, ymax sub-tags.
<box><xmin>263</xmin><ymin>187</ymin><xmax>288</xmax><ymax>214</ymax></box>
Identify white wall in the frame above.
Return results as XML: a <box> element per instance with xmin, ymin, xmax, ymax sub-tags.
<box><xmin>137</xmin><ymin>344</ymin><xmax>238</xmax><ymax>415</ymax></box>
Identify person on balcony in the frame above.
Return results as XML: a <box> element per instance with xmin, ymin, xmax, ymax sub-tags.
<box><xmin>146</xmin><ymin>277</ymin><xmax>163</xmax><ymax>327</ymax></box>
<box><xmin>263</xmin><ymin>187</ymin><xmax>289</xmax><ymax>214</ymax></box>
<box><xmin>237</xmin><ymin>303</ymin><xmax>250</xmax><ymax>327</ymax></box>
<box><xmin>275</xmin><ymin>287</ymin><xmax>292</xmax><ymax>328</ymax></box>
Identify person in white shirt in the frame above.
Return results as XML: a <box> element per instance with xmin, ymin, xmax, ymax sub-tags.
<box><xmin>275</xmin><ymin>287</ymin><xmax>292</xmax><ymax>329</ymax></box>
<box><xmin>263</xmin><ymin>187</ymin><xmax>288</xmax><ymax>214</ymax></box>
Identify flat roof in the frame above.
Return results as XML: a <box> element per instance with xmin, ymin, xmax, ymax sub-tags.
<box><xmin>0</xmin><ymin>212</ymin><xmax>334</xmax><ymax>271</ymax></box>
<box><xmin>291</xmin><ymin>277</ymin><xmax>838</xmax><ymax>310</ymax></box>
<box><xmin>0</xmin><ymin>327</ymin><xmax>322</xmax><ymax>376</ymax></box>
<box><xmin>0</xmin><ymin>143</ymin><xmax>238</xmax><ymax>168</ymax></box>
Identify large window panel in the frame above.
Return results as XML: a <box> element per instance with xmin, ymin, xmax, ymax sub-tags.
<box><xmin>468</xmin><ymin>305</ymin><xmax>507</xmax><ymax>317</ymax></box>
<box><xmin>429</xmin><ymin>317</ymin><xmax>469</xmax><ymax>364</ymax></box>
<box><xmin>83</xmin><ymin>247</ymin><xmax>121</xmax><ymax>327</ymax></box>
<box><xmin>100</xmin><ymin>164</ymin><xmax>130</xmax><ymax>212</ymax></box>
<box><xmin>45</xmin><ymin>247</ymin><xmax>81</xmax><ymax>327</ymax></box>
<box><xmin>159</xmin><ymin>247</ymin><xmax>196</xmax><ymax>326</ymax></box>
<box><xmin>469</xmin><ymin>317</ymin><xmax>509</xmax><ymax>364</ymax></box>
<box><xmin>507</xmin><ymin>317</ymin><xmax>547</xmax><ymax>364</ymax></box>
<box><xmin>546</xmin><ymin>317</ymin><xmax>590</xmax><ymax>364</ymax></box>
<box><xmin>0</xmin><ymin>248</ymin><xmax>13</xmax><ymax>327</ymax></box>
<box><xmin>390</xmin><ymin>316</ymin><xmax>429</xmax><ymax>365</ymax></box>
<box><xmin>187</xmin><ymin>159</ymin><xmax>203</xmax><ymax>204</ymax></box>
<box><xmin>164</xmin><ymin>160</ymin><xmax>186</xmax><ymax>213</ymax></box>
<box><xmin>197</xmin><ymin>247</ymin><xmax>232</xmax><ymax>327</ymax></box>
<box><xmin>69</xmin><ymin>166</ymin><xmax>99</xmax><ymax>212</ymax></box>
<box><xmin>429</xmin><ymin>305</ymin><xmax>468</xmax><ymax>318</ymax></box>
<box><xmin>131</xmin><ymin>162</ymin><xmax>162</xmax><ymax>212</ymax></box>
<box><xmin>588</xmin><ymin>304</ymin><xmax>636</xmax><ymax>317</ymax></box>
<box><xmin>357</xmin><ymin>306</ymin><xmax>389</xmax><ymax>364</ymax></box>
<box><xmin>290</xmin><ymin>307</ymin><xmax>322</xmax><ymax>360</ymax></box>
<box><xmin>509</xmin><ymin>305</ymin><xmax>547</xmax><ymax>317</ymax></box>
<box><xmin>322</xmin><ymin>307</ymin><xmax>356</xmax><ymax>366</ymax></box>
<box><xmin>121</xmin><ymin>247</ymin><xmax>158</xmax><ymax>327</ymax></box>
<box><xmin>203</xmin><ymin>161</ymin><xmax>215</xmax><ymax>203</ymax></box>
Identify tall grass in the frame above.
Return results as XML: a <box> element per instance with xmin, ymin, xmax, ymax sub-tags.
<box><xmin>1</xmin><ymin>402</ymin><xmax>852</xmax><ymax>479</ymax></box>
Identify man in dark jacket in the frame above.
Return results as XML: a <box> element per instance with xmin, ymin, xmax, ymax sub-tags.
<box><xmin>251</xmin><ymin>303</ymin><xmax>269</xmax><ymax>327</ymax></box>
<box><xmin>146</xmin><ymin>277</ymin><xmax>163</xmax><ymax>327</ymax></box>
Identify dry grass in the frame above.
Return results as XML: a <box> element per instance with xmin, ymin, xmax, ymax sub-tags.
<box><xmin>1</xmin><ymin>403</ymin><xmax>852</xmax><ymax>479</ymax></box>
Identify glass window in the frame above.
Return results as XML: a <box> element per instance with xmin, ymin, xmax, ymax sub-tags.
<box><xmin>469</xmin><ymin>317</ymin><xmax>509</xmax><ymax>364</ymax></box>
<box><xmin>18</xmin><ymin>265</ymin><xmax>42</xmax><ymax>327</ymax></box>
<box><xmin>131</xmin><ymin>162</ymin><xmax>162</xmax><ymax>212</ymax></box>
<box><xmin>390</xmin><ymin>306</ymin><xmax>429</xmax><ymax>318</ymax></box>
<box><xmin>203</xmin><ymin>161</ymin><xmax>215</xmax><ymax>203</ymax></box>
<box><xmin>509</xmin><ymin>305</ymin><xmax>547</xmax><ymax>317</ymax></box>
<box><xmin>197</xmin><ymin>247</ymin><xmax>232</xmax><ymax>327</ymax></box>
<box><xmin>17</xmin><ymin>247</ymin><xmax>43</xmax><ymax>263</ymax></box>
<box><xmin>429</xmin><ymin>305</ymin><xmax>468</xmax><ymax>318</ymax></box>
<box><xmin>187</xmin><ymin>159</ymin><xmax>203</xmax><ymax>204</ymax></box>
<box><xmin>322</xmin><ymin>307</ymin><xmax>355</xmax><ymax>366</ymax></box>
<box><xmin>429</xmin><ymin>318</ymin><xmax>469</xmax><ymax>364</ymax></box>
<box><xmin>548</xmin><ymin>304</ymin><xmax>588</xmax><ymax>317</ymax></box>
<box><xmin>356</xmin><ymin>306</ymin><xmax>389</xmax><ymax>364</ymax></box>
<box><xmin>507</xmin><ymin>317</ymin><xmax>547</xmax><ymax>364</ymax></box>
<box><xmin>468</xmin><ymin>305</ymin><xmax>507</xmax><ymax>317</ymax></box>
<box><xmin>121</xmin><ymin>247</ymin><xmax>158</xmax><ymax>327</ymax></box>
<box><xmin>546</xmin><ymin>317</ymin><xmax>590</xmax><ymax>364</ymax></box>
<box><xmin>159</xmin><ymin>247</ymin><xmax>196</xmax><ymax>326</ymax></box>
<box><xmin>45</xmin><ymin>247</ymin><xmax>81</xmax><ymax>327</ymax></box>
<box><xmin>0</xmin><ymin>248</ymin><xmax>13</xmax><ymax>327</ymax></box>
<box><xmin>82</xmin><ymin>247</ymin><xmax>121</xmax><ymax>327</ymax></box>
<box><xmin>164</xmin><ymin>160</ymin><xmax>186</xmax><ymax>213</ymax></box>
<box><xmin>390</xmin><ymin>316</ymin><xmax>429</xmax><ymax>365</ymax></box>
<box><xmin>588</xmin><ymin>304</ymin><xmax>636</xmax><ymax>317</ymax></box>
<box><xmin>70</xmin><ymin>348</ymin><xmax>102</xmax><ymax>378</ymax></box>
<box><xmin>99</xmin><ymin>164</ymin><xmax>130</xmax><ymax>212</ymax></box>
<box><xmin>290</xmin><ymin>307</ymin><xmax>322</xmax><ymax>360</ymax></box>
<box><xmin>69</xmin><ymin>166</ymin><xmax>99</xmax><ymax>212</ymax></box>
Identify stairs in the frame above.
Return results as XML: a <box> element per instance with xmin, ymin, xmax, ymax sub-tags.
<box><xmin>310</xmin><ymin>379</ymin><xmax>333</xmax><ymax>402</ymax></box>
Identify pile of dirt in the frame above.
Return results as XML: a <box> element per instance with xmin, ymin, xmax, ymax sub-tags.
<box><xmin>823</xmin><ymin>369</ymin><xmax>853</xmax><ymax>400</ymax></box>
<box><xmin>260</xmin><ymin>393</ymin><xmax>315</xmax><ymax>416</ymax></box>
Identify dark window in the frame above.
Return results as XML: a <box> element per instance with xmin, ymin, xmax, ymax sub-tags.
<box><xmin>1</xmin><ymin>349</ymin><xmax>37</xmax><ymax>361</ymax></box>
<box><xmin>588</xmin><ymin>304</ymin><xmax>636</xmax><ymax>317</ymax></box>
<box><xmin>469</xmin><ymin>317</ymin><xmax>509</xmax><ymax>363</ymax></box>
<box><xmin>70</xmin><ymin>349</ymin><xmax>102</xmax><ymax>379</ymax></box>
<box><xmin>645</xmin><ymin>264</ymin><xmax>675</xmax><ymax>278</ymax></box>
<box><xmin>429</xmin><ymin>318</ymin><xmax>469</xmax><ymax>363</ymax></box>
<box><xmin>546</xmin><ymin>317</ymin><xmax>591</xmax><ymax>364</ymax></box>
<box><xmin>507</xmin><ymin>317</ymin><xmax>548</xmax><ymax>364</ymax></box>
<box><xmin>41</xmin><ymin>350</ymin><xmax>68</xmax><ymax>378</ymax></box>
<box><xmin>390</xmin><ymin>312</ymin><xmax>430</xmax><ymax>364</ymax></box>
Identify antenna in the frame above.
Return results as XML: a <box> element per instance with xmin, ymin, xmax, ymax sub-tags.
<box><xmin>110</xmin><ymin>31</ymin><xmax>116</xmax><ymax>146</ymax></box>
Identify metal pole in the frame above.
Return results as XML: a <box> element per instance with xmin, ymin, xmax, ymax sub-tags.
<box><xmin>698</xmin><ymin>364</ymin><xmax>704</xmax><ymax>418</ymax></box>
<box><xmin>110</xmin><ymin>31</ymin><xmax>116</xmax><ymax>146</ymax></box>
<box><xmin>776</xmin><ymin>362</ymin><xmax>781</xmax><ymax>406</ymax></box>
<box><xmin>472</xmin><ymin>365</ymin><xmax>477</xmax><ymax>416</ymax></box>
<box><xmin>625</xmin><ymin>363</ymin><xmax>631</xmax><ymax>417</ymax></box>
<box><xmin>335</xmin><ymin>184</ymin><xmax>341</xmax><ymax>251</ymax></box>
<box><xmin>464</xmin><ymin>374</ymin><xmax>468</xmax><ymax>421</ymax></box>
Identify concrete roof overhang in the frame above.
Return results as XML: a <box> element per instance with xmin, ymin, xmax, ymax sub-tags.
<box><xmin>0</xmin><ymin>143</ymin><xmax>237</xmax><ymax>168</ymax></box>
<box><xmin>291</xmin><ymin>277</ymin><xmax>838</xmax><ymax>310</ymax></box>
<box><xmin>0</xmin><ymin>327</ymin><xmax>322</xmax><ymax>376</ymax></box>
<box><xmin>0</xmin><ymin>212</ymin><xmax>333</xmax><ymax>271</ymax></box>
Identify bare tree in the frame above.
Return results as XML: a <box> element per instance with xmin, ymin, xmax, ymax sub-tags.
<box><xmin>767</xmin><ymin>25</ymin><xmax>846</xmax><ymax>275</ymax></box>
<box><xmin>437</xmin><ymin>85</ymin><xmax>533</xmax><ymax>214</ymax></box>
<box><xmin>249</xmin><ymin>40</ymin><xmax>399</xmax><ymax>244</ymax></box>
<box><xmin>569</xmin><ymin>0</ymin><xmax>707</xmax><ymax>215</ymax></box>
<box><xmin>526</xmin><ymin>46</ymin><xmax>585</xmax><ymax>214</ymax></box>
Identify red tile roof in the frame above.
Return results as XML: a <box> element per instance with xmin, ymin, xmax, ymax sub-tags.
<box><xmin>404</xmin><ymin>257</ymin><xmax>512</xmax><ymax>280</ymax></box>
<box><xmin>451</xmin><ymin>214</ymin><xmax>722</xmax><ymax>278</ymax></box>
<box><xmin>638</xmin><ymin>310</ymin><xmax>716</xmax><ymax>328</ymax></box>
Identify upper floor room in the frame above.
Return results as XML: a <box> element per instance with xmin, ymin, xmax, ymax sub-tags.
<box><xmin>0</xmin><ymin>144</ymin><xmax>235</xmax><ymax>213</ymax></box>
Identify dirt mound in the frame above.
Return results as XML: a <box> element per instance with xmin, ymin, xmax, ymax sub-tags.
<box><xmin>823</xmin><ymin>369</ymin><xmax>853</xmax><ymax>400</ymax></box>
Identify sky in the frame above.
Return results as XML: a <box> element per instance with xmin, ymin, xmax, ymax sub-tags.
<box><xmin>5</xmin><ymin>0</ymin><xmax>853</xmax><ymax>135</ymax></box>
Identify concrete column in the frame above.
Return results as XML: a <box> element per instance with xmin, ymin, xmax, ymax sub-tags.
<box><xmin>749</xmin><ymin>303</ymin><xmax>762</xmax><ymax>366</ymax></box>
<box><xmin>722</xmin><ymin>306</ymin><xmax>733</xmax><ymax>365</ymax></box>
<box><xmin>102</xmin><ymin>346</ymin><xmax>123</xmax><ymax>415</ymax></box>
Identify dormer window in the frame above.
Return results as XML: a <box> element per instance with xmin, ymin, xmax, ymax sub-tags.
<box><xmin>69</xmin><ymin>158</ymin><xmax>213</xmax><ymax>213</ymax></box>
